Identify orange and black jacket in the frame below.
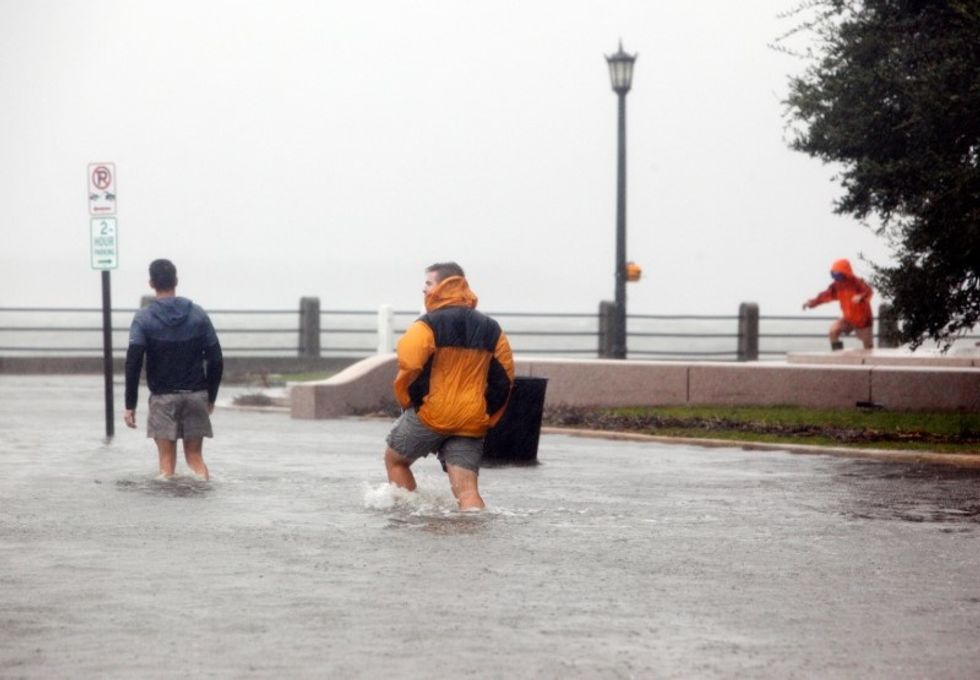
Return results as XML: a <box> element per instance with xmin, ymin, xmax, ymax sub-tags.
<box><xmin>393</xmin><ymin>276</ymin><xmax>515</xmax><ymax>437</ymax></box>
<box><xmin>808</xmin><ymin>258</ymin><xmax>874</xmax><ymax>328</ymax></box>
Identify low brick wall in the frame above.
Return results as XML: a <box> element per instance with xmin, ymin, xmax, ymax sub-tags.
<box><xmin>289</xmin><ymin>354</ymin><xmax>980</xmax><ymax>418</ymax></box>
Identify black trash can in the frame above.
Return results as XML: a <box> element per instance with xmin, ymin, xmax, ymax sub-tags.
<box><xmin>483</xmin><ymin>377</ymin><xmax>548</xmax><ymax>466</ymax></box>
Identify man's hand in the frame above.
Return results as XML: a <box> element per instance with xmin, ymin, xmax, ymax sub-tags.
<box><xmin>123</xmin><ymin>409</ymin><xmax>137</xmax><ymax>429</ymax></box>
<box><xmin>802</xmin><ymin>300</ymin><xmax>813</xmax><ymax>310</ymax></box>
<box><xmin>208</xmin><ymin>402</ymin><xmax>215</xmax><ymax>415</ymax></box>
<box><xmin>852</xmin><ymin>294</ymin><xmax>864</xmax><ymax>304</ymax></box>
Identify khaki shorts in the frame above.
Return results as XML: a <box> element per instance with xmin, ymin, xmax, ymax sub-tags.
<box><xmin>386</xmin><ymin>408</ymin><xmax>484</xmax><ymax>474</ymax></box>
<box><xmin>147</xmin><ymin>391</ymin><xmax>213</xmax><ymax>440</ymax></box>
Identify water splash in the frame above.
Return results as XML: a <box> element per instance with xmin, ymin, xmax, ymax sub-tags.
<box><xmin>362</xmin><ymin>481</ymin><xmax>456</xmax><ymax>514</ymax></box>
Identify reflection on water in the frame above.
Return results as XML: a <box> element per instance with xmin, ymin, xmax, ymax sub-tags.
<box><xmin>834</xmin><ymin>460</ymin><xmax>980</xmax><ymax>524</ymax></box>
<box><xmin>115</xmin><ymin>475</ymin><xmax>214</xmax><ymax>498</ymax></box>
<box><xmin>385</xmin><ymin>513</ymin><xmax>492</xmax><ymax>535</ymax></box>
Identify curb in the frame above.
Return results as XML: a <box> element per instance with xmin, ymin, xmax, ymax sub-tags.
<box><xmin>541</xmin><ymin>427</ymin><xmax>980</xmax><ymax>469</ymax></box>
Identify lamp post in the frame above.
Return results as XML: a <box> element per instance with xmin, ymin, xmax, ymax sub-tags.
<box><xmin>605</xmin><ymin>40</ymin><xmax>636</xmax><ymax>359</ymax></box>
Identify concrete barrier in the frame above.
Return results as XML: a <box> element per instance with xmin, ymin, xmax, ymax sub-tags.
<box><xmin>787</xmin><ymin>349</ymin><xmax>980</xmax><ymax>367</ymax></box>
<box><xmin>290</xmin><ymin>353</ymin><xmax>399</xmax><ymax>419</ymax></box>
<box><xmin>870</xmin><ymin>366</ymin><xmax>980</xmax><ymax>412</ymax></box>
<box><xmin>517</xmin><ymin>357</ymin><xmax>688</xmax><ymax>408</ymax></box>
<box><xmin>689</xmin><ymin>362</ymin><xmax>871</xmax><ymax>409</ymax></box>
<box><xmin>289</xmin><ymin>354</ymin><xmax>980</xmax><ymax>418</ymax></box>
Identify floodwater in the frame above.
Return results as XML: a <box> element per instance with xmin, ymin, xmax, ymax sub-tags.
<box><xmin>2</xmin><ymin>376</ymin><xmax>980</xmax><ymax>679</ymax></box>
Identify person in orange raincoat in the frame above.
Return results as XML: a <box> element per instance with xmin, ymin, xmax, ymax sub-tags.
<box><xmin>802</xmin><ymin>258</ymin><xmax>874</xmax><ymax>350</ymax></box>
<box><xmin>384</xmin><ymin>262</ymin><xmax>514</xmax><ymax>510</ymax></box>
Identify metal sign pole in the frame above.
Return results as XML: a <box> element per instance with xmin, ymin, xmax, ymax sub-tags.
<box><xmin>89</xmin><ymin>162</ymin><xmax>118</xmax><ymax>440</ymax></box>
<box><xmin>101</xmin><ymin>270</ymin><xmax>114</xmax><ymax>438</ymax></box>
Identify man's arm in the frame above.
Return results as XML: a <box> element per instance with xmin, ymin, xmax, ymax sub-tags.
<box><xmin>803</xmin><ymin>284</ymin><xmax>837</xmax><ymax>309</ymax></box>
<box><xmin>201</xmin><ymin>314</ymin><xmax>223</xmax><ymax>411</ymax></box>
<box><xmin>124</xmin><ymin>343</ymin><xmax>145</xmax><ymax>428</ymax></box>
<box><xmin>495</xmin><ymin>332</ymin><xmax>515</xmax><ymax>383</ymax></box>
<box><xmin>204</xmin><ymin>340</ymin><xmax>223</xmax><ymax>410</ymax></box>
<box><xmin>392</xmin><ymin>321</ymin><xmax>435</xmax><ymax>408</ymax></box>
<box><xmin>853</xmin><ymin>277</ymin><xmax>873</xmax><ymax>304</ymax></box>
<box><xmin>486</xmin><ymin>331</ymin><xmax>515</xmax><ymax>427</ymax></box>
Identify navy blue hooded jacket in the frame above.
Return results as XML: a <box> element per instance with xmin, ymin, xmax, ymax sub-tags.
<box><xmin>124</xmin><ymin>297</ymin><xmax>223</xmax><ymax>409</ymax></box>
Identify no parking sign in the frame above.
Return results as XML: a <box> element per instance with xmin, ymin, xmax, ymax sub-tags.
<box><xmin>88</xmin><ymin>162</ymin><xmax>116</xmax><ymax>215</ymax></box>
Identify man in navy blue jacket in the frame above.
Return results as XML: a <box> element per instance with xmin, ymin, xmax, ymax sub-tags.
<box><xmin>124</xmin><ymin>259</ymin><xmax>223</xmax><ymax>480</ymax></box>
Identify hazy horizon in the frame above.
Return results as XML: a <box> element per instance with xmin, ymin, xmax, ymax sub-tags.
<box><xmin>1</xmin><ymin>1</ymin><xmax>894</xmax><ymax>316</ymax></box>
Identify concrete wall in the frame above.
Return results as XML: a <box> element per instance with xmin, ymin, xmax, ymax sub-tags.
<box><xmin>290</xmin><ymin>354</ymin><xmax>401</xmax><ymax>419</ymax></box>
<box><xmin>0</xmin><ymin>356</ymin><xmax>357</xmax><ymax>382</ymax></box>
<box><xmin>289</xmin><ymin>355</ymin><xmax>980</xmax><ymax>418</ymax></box>
<box><xmin>787</xmin><ymin>350</ymin><xmax>980</xmax><ymax>368</ymax></box>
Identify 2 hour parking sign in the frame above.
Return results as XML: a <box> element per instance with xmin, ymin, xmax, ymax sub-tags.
<box><xmin>90</xmin><ymin>217</ymin><xmax>118</xmax><ymax>270</ymax></box>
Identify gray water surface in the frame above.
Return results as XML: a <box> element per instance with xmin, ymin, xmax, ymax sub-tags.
<box><xmin>2</xmin><ymin>375</ymin><xmax>979</xmax><ymax>679</ymax></box>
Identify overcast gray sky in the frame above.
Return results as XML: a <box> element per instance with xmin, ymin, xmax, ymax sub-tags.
<box><xmin>0</xmin><ymin>0</ymin><xmax>894</xmax><ymax>314</ymax></box>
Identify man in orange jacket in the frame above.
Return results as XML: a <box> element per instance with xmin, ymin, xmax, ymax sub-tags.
<box><xmin>802</xmin><ymin>258</ymin><xmax>874</xmax><ymax>350</ymax></box>
<box><xmin>384</xmin><ymin>262</ymin><xmax>514</xmax><ymax>510</ymax></box>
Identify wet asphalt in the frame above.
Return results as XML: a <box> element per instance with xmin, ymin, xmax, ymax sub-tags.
<box><xmin>1</xmin><ymin>375</ymin><xmax>979</xmax><ymax>679</ymax></box>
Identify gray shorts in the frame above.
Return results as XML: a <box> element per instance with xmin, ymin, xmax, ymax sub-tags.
<box><xmin>147</xmin><ymin>391</ymin><xmax>213</xmax><ymax>441</ymax></box>
<box><xmin>386</xmin><ymin>408</ymin><xmax>484</xmax><ymax>474</ymax></box>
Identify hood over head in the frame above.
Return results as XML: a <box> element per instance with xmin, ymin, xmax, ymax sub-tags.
<box><xmin>149</xmin><ymin>296</ymin><xmax>194</xmax><ymax>326</ymax></box>
<box><xmin>830</xmin><ymin>258</ymin><xmax>855</xmax><ymax>278</ymax></box>
<box><xmin>425</xmin><ymin>276</ymin><xmax>478</xmax><ymax>312</ymax></box>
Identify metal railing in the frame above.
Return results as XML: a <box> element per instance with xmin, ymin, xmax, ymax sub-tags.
<box><xmin>1</xmin><ymin>301</ymin><xmax>977</xmax><ymax>360</ymax></box>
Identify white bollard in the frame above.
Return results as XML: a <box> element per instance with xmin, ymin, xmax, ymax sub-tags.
<box><xmin>377</xmin><ymin>304</ymin><xmax>395</xmax><ymax>354</ymax></box>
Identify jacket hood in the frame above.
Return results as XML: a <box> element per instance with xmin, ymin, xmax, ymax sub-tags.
<box><xmin>149</xmin><ymin>296</ymin><xmax>194</xmax><ymax>326</ymax></box>
<box><xmin>425</xmin><ymin>276</ymin><xmax>478</xmax><ymax>312</ymax></box>
<box><xmin>830</xmin><ymin>258</ymin><xmax>855</xmax><ymax>278</ymax></box>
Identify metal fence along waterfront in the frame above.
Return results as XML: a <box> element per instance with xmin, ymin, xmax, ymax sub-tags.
<box><xmin>5</xmin><ymin>300</ymin><xmax>974</xmax><ymax>362</ymax></box>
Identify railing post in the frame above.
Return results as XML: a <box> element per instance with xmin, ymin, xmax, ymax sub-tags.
<box><xmin>299</xmin><ymin>297</ymin><xmax>320</xmax><ymax>358</ymax></box>
<box><xmin>737</xmin><ymin>302</ymin><xmax>759</xmax><ymax>361</ymax></box>
<box><xmin>877</xmin><ymin>303</ymin><xmax>900</xmax><ymax>348</ymax></box>
<box><xmin>377</xmin><ymin>305</ymin><xmax>395</xmax><ymax>354</ymax></box>
<box><xmin>598</xmin><ymin>300</ymin><xmax>616</xmax><ymax>358</ymax></box>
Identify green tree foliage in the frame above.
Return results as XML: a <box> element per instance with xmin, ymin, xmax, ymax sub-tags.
<box><xmin>780</xmin><ymin>0</ymin><xmax>980</xmax><ymax>348</ymax></box>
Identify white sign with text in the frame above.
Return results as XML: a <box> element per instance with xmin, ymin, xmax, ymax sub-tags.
<box><xmin>90</xmin><ymin>217</ymin><xmax>118</xmax><ymax>270</ymax></box>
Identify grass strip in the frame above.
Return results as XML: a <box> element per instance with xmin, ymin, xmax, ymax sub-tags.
<box><xmin>543</xmin><ymin>405</ymin><xmax>980</xmax><ymax>454</ymax></box>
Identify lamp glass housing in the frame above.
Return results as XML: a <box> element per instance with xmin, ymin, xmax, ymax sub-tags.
<box><xmin>605</xmin><ymin>43</ymin><xmax>637</xmax><ymax>94</ymax></box>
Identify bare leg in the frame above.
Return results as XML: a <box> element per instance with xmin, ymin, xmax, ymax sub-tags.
<box><xmin>446</xmin><ymin>464</ymin><xmax>485</xmax><ymax>510</ymax></box>
<box><xmin>385</xmin><ymin>447</ymin><xmax>417</xmax><ymax>491</ymax></box>
<box><xmin>829</xmin><ymin>319</ymin><xmax>845</xmax><ymax>346</ymax></box>
<box><xmin>155</xmin><ymin>439</ymin><xmax>177</xmax><ymax>478</ymax></box>
<box><xmin>856</xmin><ymin>326</ymin><xmax>873</xmax><ymax>349</ymax></box>
<box><xmin>183</xmin><ymin>438</ymin><xmax>209</xmax><ymax>480</ymax></box>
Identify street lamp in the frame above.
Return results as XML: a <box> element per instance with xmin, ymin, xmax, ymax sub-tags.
<box><xmin>605</xmin><ymin>40</ymin><xmax>636</xmax><ymax>359</ymax></box>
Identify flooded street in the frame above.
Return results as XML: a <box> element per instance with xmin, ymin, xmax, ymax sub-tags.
<box><xmin>2</xmin><ymin>375</ymin><xmax>980</xmax><ymax>678</ymax></box>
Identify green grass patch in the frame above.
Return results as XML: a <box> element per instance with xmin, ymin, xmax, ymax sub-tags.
<box><xmin>544</xmin><ymin>404</ymin><xmax>980</xmax><ymax>454</ymax></box>
<box><xmin>647</xmin><ymin>427</ymin><xmax>980</xmax><ymax>454</ymax></box>
<box><xmin>610</xmin><ymin>405</ymin><xmax>980</xmax><ymax>439</ymax></box>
